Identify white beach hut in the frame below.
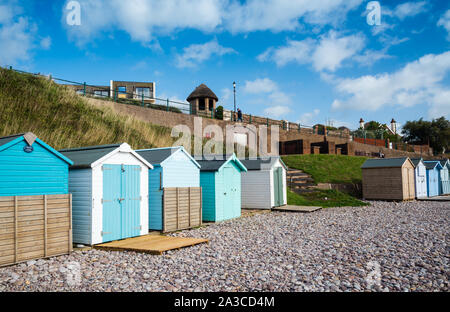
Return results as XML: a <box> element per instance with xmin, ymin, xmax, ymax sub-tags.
<box><xmin>240</xmin><ymin>157</ymin><xmax>288</xmax><ymax>209</ymax></box>
<box><xmin>60</xmin><ymin>143</ymin><xmax>153</xmax><ymax>245</ymax></box>
<box><xmin>411</xmin><ymin>158</ymin><xmax>428</xmax><ymax>199</ymax></box>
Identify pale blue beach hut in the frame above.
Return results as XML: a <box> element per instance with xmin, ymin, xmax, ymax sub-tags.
<box><xmin>424</xmin><ymin>161</ymin><xmax>443</xmax><ymax>198</ymax></box>
<box><xmin>137</xmin><ymin>146</ymin><xmax>202</xmax><ymax>231</ymax></box>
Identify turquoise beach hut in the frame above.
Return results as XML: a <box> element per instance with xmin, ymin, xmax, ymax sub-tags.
<box><xmin>424</xmin><ymin>161</ymin><xmax>442</xmax><ymax>198</ymax></box>
<box><xmin>196</xmin><ymin>154</ymin><xmax>247</xmax><ymax>222</ymax></box>
<box><xmin>0</xmin><ymin>132</ymin><xmax>73</xmax><ymax>196</ymax></box>
<box><xmin>137</xmin><ymin>146</ymin><xmax>201</xmax><ymax>231</ymax></box>
<box><xmin>439</xmin><ymin>160</ymin><xmax>450</xmax><ymax>195</ymax></box>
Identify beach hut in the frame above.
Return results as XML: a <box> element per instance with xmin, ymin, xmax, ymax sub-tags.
<box><xmin>196</xmin><ymin>154</ymin><xmax>247</xmax><ymax>222</ymax></box>
<box><xmin>0</xmin><ymin>133</ymin><xmax>73</xmax><ymax>267</ymax></box>
<box><xmin>60</xmin><ymin>143</ymin><xmax>153</xmax><ymax>245</ymax></box>
<box><xmin>240</xmin><ymin>157</ymin><xmax>288</xmax><ymax>209</ymax></box>
<box><xmin>361</xmin><ymin>157</ymin><xmax>415</xmax><ymax>201</ymax></box>
<box><xmin>423</xmin><ymin>161</ymin><xmax>442</xmax><ymax>198</ymax></box>
<box><xmin>0</xmin><ymin>132</ymin><xmax>73</xmax><ymax>196</ymax></box>
<box><xmin>136</xmin><ymin>146</ymin><xmax>202</xmax><ymax>232</ymax></box>
<box><xmin>439</xmin><ymin>159</ymin><xmax>450</xmax><ymax>195</ymax></box>
<box><xmin>410</xmin><ymin>158</ymin><xmax>428</xmax><ymax>199</ymax></box>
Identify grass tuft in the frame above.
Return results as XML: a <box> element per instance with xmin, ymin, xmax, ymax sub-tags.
<box><xmin>287</xmin><ymin>189</ymin><xmax>367</xmax><ymax>208</ymax></box>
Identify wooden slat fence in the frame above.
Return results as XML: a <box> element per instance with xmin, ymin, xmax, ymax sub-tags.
<box><xmin>162</xmin><ymin>187</ymin><xmax>202</xmax><ymax>233</ymax></box>
<box><xmin>0</xmin><ymin>194</ymin><xmax>72</xmax><ymax>267</ymax></box>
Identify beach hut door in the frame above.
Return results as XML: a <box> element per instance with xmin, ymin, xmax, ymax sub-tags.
<box><xmin>274</xmin><ymin>168</ymin><xmax>284</xmax><ymax>207</ymax></box>
<box><xmin>102</xmin><ymin>164</ymin><xmax>141</xmax><ymax>242</ymax></box>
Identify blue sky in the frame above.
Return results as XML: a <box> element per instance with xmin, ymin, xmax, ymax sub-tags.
<box><xmin>1</xmin><ymin>0</ymin><xmax>449</xmax><ymax>130</ymax></box>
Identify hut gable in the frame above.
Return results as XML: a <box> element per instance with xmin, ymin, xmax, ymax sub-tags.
<box><xmin>197</xmin><ymin>154</ymin><xmax>247</xmax><ymax>172</ymax></box>
<box><xmin>0</xmin><ymin>132</ymin><xmax>73</xmax><ymax>165</ymax></box>
<box><xmin>60</xmin><ymin>143</ymin><xmax>152</xmax><ymax>169</ymax></box>
<box><xmin>0</xmin><ymin>133</ymin><xmax>73</xmax><ymax>196</ymax></box>
<box><xmin>361</xmin><ymin>157</ymin><xmax>412</xmax><ymax>169</ymax></box>
<box><xmin>137</xmin><ymin>146</ymin><xmax>200</xmax><ymax>168</ymax></box>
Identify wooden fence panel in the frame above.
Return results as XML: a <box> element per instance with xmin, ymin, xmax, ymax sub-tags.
<box><xmin>162</xmin><ymin>187</ymin><xmax>202</xmax><ymax>233</ymax></box>
<box><xmin>0</xmin><ymin>194</ymin><xmax>72</xmax><ymax>267</ymax></box>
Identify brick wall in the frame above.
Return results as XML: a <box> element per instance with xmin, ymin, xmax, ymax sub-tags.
<box><xmin>86</xmin><ymin>97</ymin><xmax>430</xmax><ymax>158</ymax></box>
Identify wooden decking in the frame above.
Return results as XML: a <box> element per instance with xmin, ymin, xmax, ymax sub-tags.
<box><xmin>417</xmin><ymin>195</ymin><xmax>450</xmax><ymax>202</ymax></box>
<box><xmin>272</xmin><ymin>205</ymin><xmax>322</xmax><ymax>213</ymax></box>
<box><xmin>94</xmin><ymin>234</ymin><xmax>208</xmax><ymax>255</ymax></box>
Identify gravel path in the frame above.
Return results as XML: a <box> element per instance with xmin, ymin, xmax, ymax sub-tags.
<box><xmin>1</xmin><ymin>201</ymin><xmax>448</xmax><ymax>292</ymax></box>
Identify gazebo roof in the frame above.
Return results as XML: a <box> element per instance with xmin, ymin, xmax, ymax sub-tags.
<box><xmin>187</xmin><ymin>84</ymin><xmax>218</xmax><ymax>102</ymax></box>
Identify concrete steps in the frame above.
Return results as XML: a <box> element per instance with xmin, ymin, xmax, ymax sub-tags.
<box><xmin>286</xmin><ymin>168</ymin><xmax>318</xmax><ymax>194</ymax></box>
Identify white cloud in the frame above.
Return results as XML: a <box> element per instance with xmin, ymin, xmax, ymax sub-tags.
<box><xmin>243</xmin><ymin>78</ymin><xmax>278</xmax><ymax>94</ymax></box>
<box><xmin>63</xmin><ymin>0</ymin><xmax>363</xmax><ymax>46</ymax></box>
<box><xmin>438</xmin><ymin>10</ymin><xmax>450</xmax><ymax>41</ymax></box>
<box><xmin>263</xmin><ymin>105</ymin><xmax>292</xmax><ymax>119</ymax></box>
<box><xmin>40</xmin><ymin>36</ymin><xmax>51</xmax><ymax>50</ymax></box>
<box><xmin>221</xmin><ymin>87</ymin><xmax>232</xmax><ymax>103</ymax></box>
<box><xmin>331</xmin><ymin>51</ymin><xmax>450</xmax><ymax>119</ymax></box>
<box><xmin>392</xmin><ymin>1</ymin><xmax>428</xmax><ymax>20</ymax></box>
<box><xmin>297</xmin><ymin>109</ymin><xmax>320</xmax><ymax>125</ymax></box>
<box><xmin>0</xmin><ymin>2</ymin><xmax>50</xmax><ymax>66</ymax></box>
<box><xmin>312</xmin><ymin>31</ymin><xmax>365</xmax><ymax>72</ymax></box>
<box><xmin>175</xmin><ymin>39</ymin><xmax>236</xmax><ymax>68</ymax></box>
<box><xmin>259</xmin><ymin>31</ymin><xmax>371</xmax><ymax>72</ymax></box>
<box><xmin>223</xmin><ymin>0</ymin><xmax>363</xmax><ymax>33</ymax></box>
<box><xmin>243</xmin><ymin>78</ymin><xmax>293</xmax><ymax>118</ymax></box>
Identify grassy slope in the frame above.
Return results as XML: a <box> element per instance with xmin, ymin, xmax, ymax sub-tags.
<box><xmin>282</xmin><ymin>154</ymin><xmax>368</xmax><ymax>184</ymax></box>
<box><xmin>287</xmin><ymin>189</ymin><xmax>367</xmax><ymax>208</ymax></box>
<box><xmin>0</xmin><ymin>68</ymin><xmax>175</xmax><ymax>150</ymax></box>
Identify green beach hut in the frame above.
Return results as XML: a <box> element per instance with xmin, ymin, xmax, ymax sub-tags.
<box><xmin>196</xmin><ymin>154</ymin><xmax>247</xmax><ymax>222</ymax></box>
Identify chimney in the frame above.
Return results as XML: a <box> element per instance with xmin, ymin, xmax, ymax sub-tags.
<box><xmin>359</xmin><ymin>118</ymin><xmax>365</xmax><ymax>129</ymax></box>
<box><xmin>391</xmin><ymin>118</ymin><xmax>397</xmax><ymax>134</ymax></box>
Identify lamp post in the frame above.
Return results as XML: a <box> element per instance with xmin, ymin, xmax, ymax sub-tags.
<box><xmin>233</xmin><ymin>81</ymin><xmax>236</xmax><ymax>122</ymax></box>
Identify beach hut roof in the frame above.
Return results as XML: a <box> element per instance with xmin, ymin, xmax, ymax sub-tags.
<box><xmin>137</xmin><ymin>146</ymin><xmax>200</xmax><ymax>168</ymax></box>
<box><xmin>423</xmin><ymin>161</ymin><xmax>443</xmax><ymax>170</ymax></box>
<box><xmin>361</xmin><ymin>157</ymin><xmax>412</xmax><ymax>169</ymax></box>
<box><xmin>196</xmin><ymin>154</ymin><xmax>247</xmax><ymax>172</ymax></box>
<box><xmin>410</xmin><ymin>158</ymin><xmax>424</xmax><ymax>168</ymax></box>
<box><xmin>0</xmin><ymin>132</ymin><xmax>73</xmax><ymax>165</ymax></box>
<box><xmin>60</xmin><ymin>143</ymin><xmax>153</xmax><ymax>169</ymax></box>
<box><xmin>439</xmin><ymin>159</ymin><xmax>449</xmax><ymax>168</ymax></box>
<box><xmin>240</xmin><ymin>157</ymin><xmax>288</xmax><ymax>171</ymax></box>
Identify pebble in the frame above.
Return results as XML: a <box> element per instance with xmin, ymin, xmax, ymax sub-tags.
<box><xmin>0</xmin><ymin>201</ymin><xmax>448</xmax><ymax>292</ymax></box>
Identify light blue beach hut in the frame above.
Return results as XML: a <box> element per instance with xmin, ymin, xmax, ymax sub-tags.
<box><xmin>424</xmin><ymin>161</ymin><xmax>443</xmax><ymax>198</ymax></box>
<box><xmin>439</xmin><ymin>159</ymin><xmax>450</xmax><ymax>195</ymax></box>
<box><xmin>137</xmin><ymin>147</ymin><xmax>202</xmax><ymax>231</ymax></box>
<box><xmin>196</xmin><ymin>154</ymin><xmax>247</xmax><ymax>222</ymax></box>
<box><xmin>0</xmin><ymin>132</ymin><xmax>73</xmax><ymax>196</ymax></box>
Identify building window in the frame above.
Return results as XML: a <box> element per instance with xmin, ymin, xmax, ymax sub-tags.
<box><xmin>199</xmin><ymin>98</ymin><xmax>206</xmax><ymax>111</ymax></box>
<box><xmin>208</xmin><ymin>99</ymin><xmax>213</xmax><ymax>111</ymax></box>
<box><xmin>94</xmin><ymin>90</ymin><xmax>109</xmax><ymax>98</ymax></box>
<box><xmin>135</xmin><ymin>87</ymin><xmax>151</xmax><ymax>99</ymax></box>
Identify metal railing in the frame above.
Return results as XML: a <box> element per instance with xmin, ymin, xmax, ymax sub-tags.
<box><xmin>4</xmin><ymin>66</ymin><xmax>430</xmax><ymax>154</ymax></box>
